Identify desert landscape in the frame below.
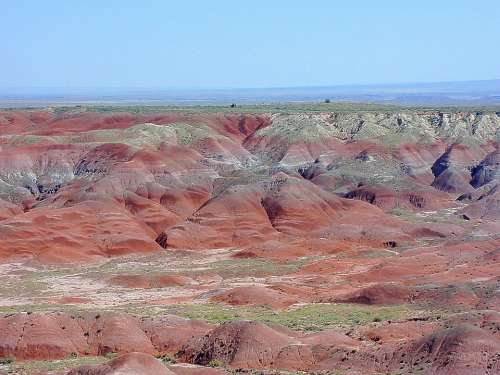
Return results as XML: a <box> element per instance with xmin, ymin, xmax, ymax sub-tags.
<box><xmin>0</xmin><ymin>104</ymin><xmax>498</xmax><ymax>374</ymax></box>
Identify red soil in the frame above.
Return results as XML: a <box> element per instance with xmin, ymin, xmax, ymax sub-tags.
<box><xmin>0</xmin><ymin>312</ymin><xmax>212</xmax><ymax>360</ymax></box>
<box><xmin>66</xmin><ymin>352</ymin><xmax>175</xmax><ymax>375</ymax></box>
<box><xmin>210</xmin><ymin>285</ymin><xmax>298</xmax><ymax>308</ymax></box>
<box><xmin>0</xmin><ymin>201</ymin><xmax>161</xmax><ymax>263</ymax></box>
<box><xmin>334</xmin><ymin>283</ymin><xmax>415</xmax><ymax>305</ymax></box>
<box><xmin>0</xmin><ymin>310</ymin><xmax>498</xmax><ymax>374</ymax></box>
<box><xmin>0</xmin><ymin>109</ymin><xmax>499</xmax><ymax>374</ymax></box>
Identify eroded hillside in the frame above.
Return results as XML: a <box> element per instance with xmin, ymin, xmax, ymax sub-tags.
<box><xmin>0</xmin><ymin>107</ymin><xmax>499</xmax><ymax>374</ymax></box>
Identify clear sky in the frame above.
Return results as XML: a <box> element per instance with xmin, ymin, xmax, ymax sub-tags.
<box><xmin>2</xmin><ymin>0</ymin><xmax>499</xmax><ymax>89</ymax></box>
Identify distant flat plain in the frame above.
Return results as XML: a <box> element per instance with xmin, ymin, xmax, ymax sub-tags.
<box><xmin>1</xmin><ymin>79</ymin><xmax>499</xmax><ymax>108</ymax></box>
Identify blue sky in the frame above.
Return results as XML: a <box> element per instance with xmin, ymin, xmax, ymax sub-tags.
<box><xmin>2</xmin><ymin>0</ymin><xmax>499</xmax><ymax>88</ymax></box>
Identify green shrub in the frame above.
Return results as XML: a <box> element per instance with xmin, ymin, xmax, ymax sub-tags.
<box><xmin>156</xmin><ymin>354</ymin><xmax>177</xmax><ymax>364</ymax></box>
<box><xmin>208</xmin><ymin>359</ymin><xmax>225</xmax><ymax>368</ymax></box>
<box><xmin>0</xmin><ymin>357</ymin><xmax>14</xmax><ymax>365</ymax></box>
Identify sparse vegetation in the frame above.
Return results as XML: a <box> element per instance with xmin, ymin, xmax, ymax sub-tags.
<box><xmin>203</xmin><ymin>257</ymin><xmax>309</xmax><ymax>278</ymax></box>
<box><xmin>5</xmin><ymin>356</ymin><xmax>108</xmax><ymax>375</ymax></box>
<box><xmin>156</xmin><ymin>354</ymin><xmax>176</xmax><ymax>364</ymax></box>
<box><xmin>208</xmin><ymin>358</ymin><xmax>225</xmax><ymax>367</ymax></box>
<box><xmin>0</xmin><ymin>357</ymin><xmax>14</xmax><ymax>365</ymax></box>
<box><xmin>104</xmin><ymin>352</ymin><xmax>118</xmax><ymax>360</ymax></box>
<box><xmin>46</xmin><ymin>102</ymin><xmax>500</xmax><ymax>116</ymax></box>
<box><xmin>0</xmin><ymin>104</ymin><xmax>496</xmax><ymax>374</ymax></box>
<box><xmin>151</xmin><ymin>302</ymin><xmax>423</xmax><ymax>331</ymax></box>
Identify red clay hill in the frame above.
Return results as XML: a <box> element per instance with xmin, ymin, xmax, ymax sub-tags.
<box><xmin>0</xmin><ymin>107</ymin><xmax>499</xmax><ymax>374</ymax></box>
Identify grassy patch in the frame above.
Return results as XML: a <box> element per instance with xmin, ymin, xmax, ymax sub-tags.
<box><xmin>0</xmin><ymin>303</ymin><xmax>85</xmax><ymax>315</ymax></box>
<box><xmin>83</xmin><ymin>251</ymin><xmax>310</xmax><ymax>281</ymax></box>
<box><xmin>0</xmin><ymin>277</ymin><xmax>48</xmax><ymax>299</ymax></box>
<box><xmin>131</xmin><ymin>302</ymin><xmax>420</xmax><ymax>332</ymax></box>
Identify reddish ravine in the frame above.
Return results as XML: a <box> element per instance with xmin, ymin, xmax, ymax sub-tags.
<box><xmin>0</xmin><ymin>108</ymin><xmax>499</xmax><ymax>374</ymax></box>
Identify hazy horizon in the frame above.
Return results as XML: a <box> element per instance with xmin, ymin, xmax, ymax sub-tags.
<box><xmin>2</xmin><ymin>78</ymin><xmax>499</xmax><ymax>91</ymax></box>
<box><xmin>1</xmin><ymin>79</ymin><xmax>499</xmax><ymax>108</ymax></box>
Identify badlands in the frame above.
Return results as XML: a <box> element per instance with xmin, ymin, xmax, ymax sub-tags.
<box><xmin>0</xmin><ymin>104</ymin><xmax>499</xmax><ymax>374</ymax></box>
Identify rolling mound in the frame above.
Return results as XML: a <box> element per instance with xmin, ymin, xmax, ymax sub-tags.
<box><xmin>1</xmin><ymin>109</ymin><xmax>499</xmax><ymax>261</ymax></box>
<box><xmin>0</xmin><ymin>107</ymin><xmax>499</xmax><ymax>374</ymax></box>
<box><xmin>66</xmin><ymin>352</ymin><xmax>176</xmax><ymax>375</ymax></box>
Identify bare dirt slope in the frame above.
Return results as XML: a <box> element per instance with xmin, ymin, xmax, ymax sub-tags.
<box><xmin>0</xmin><ymin>106</ymin><xmax>499</xmax><ymax>374</ymax></box>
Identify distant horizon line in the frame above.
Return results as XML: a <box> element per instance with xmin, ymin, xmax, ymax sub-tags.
<box><xmin>2</xmin><ymin>78</ymin><xmax>500</xmax><ymax>92</ymax></box>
